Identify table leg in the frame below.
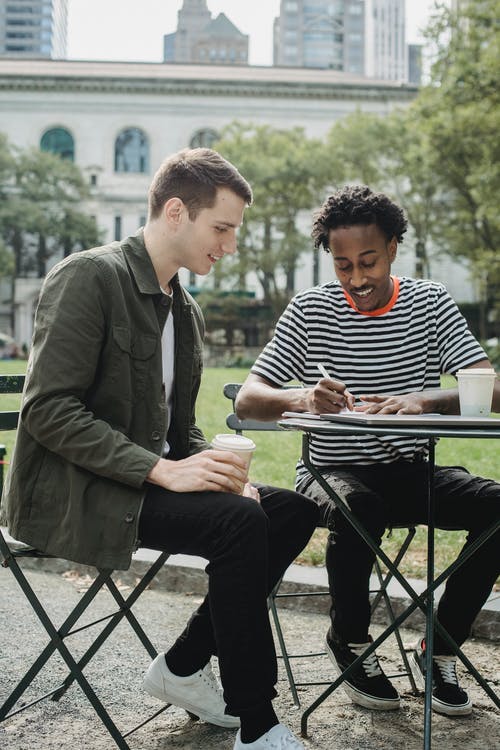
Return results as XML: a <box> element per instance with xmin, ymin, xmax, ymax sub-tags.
<box><xmin>423</xmin><ymin>438</ymin><xmax>436</xmax><ymax>750</ymax></box>
<box><xmin>298</xmin><ymin>432</ymin><xmax>499</xmax><ymax>741</ymax></box>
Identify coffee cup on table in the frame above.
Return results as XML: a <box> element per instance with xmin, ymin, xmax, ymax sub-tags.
<box><xmin>456</xmin><ymin>368</ymin><xmax>496</xmax><ymax>417</ymax></box>
<box><xmin>211</xmin><ymin>433</ymin><xmax>256</xmax><ymax>471</ymax></box>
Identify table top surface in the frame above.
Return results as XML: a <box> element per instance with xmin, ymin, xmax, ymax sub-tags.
<box><xmin>277</xmin><ymin>415</ymin><xmax>500</xmax><ymax>440</ymax></box>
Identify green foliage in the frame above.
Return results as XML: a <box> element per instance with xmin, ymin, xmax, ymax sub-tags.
<box><xmin>0</xmin><ymin>240</ymin><xmax>14</xmax><ymax>278</ymax></box>
<box><xmin>415</xmin><ymin>0</ymin><xmax>500</xmax><ymax>334</ymax></box>
<box><xmin>214</xmin><ymin>123</ymin><xmax>330</xmax><ymax>312</ymax></box>
<box><xmin>483</xmin><ymin>340</ymin><xmax>500</xmax><ymax>369</ymax></box>
<box><xmin>324</xmin><ymin>109</ymin><xmax>440</xmax><ymax>278</ymax></box>
<box><xmin>196</xmin><ymin>289</ymin><xmax>274</xmax><ymax>351</ymax></box>
<box><xmin>313</xmin><ymin>2</ymin><xmax>499</xmax><ymax>333</ymax></box>
<box><xmin>0</xmin><ymin>135</ymin><xmax>102</xmax><ymax>279</ymax></box>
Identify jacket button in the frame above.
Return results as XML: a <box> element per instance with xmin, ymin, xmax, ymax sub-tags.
<box><xmin>151</xmin><ymin>431</ymin><xmax>161</xmax><ymax>441</ymax></box>
<box><xmin>124</xmin><ymin>513</ymin><xmax>134</xmax><ymax>523</ymax></box>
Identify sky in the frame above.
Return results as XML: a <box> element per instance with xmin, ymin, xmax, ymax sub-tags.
<box><xmin>66</xmin><ymin>0</ymin><xmax>438</xmax><ymax>66</ymax></box>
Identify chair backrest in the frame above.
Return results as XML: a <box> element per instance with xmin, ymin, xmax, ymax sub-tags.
<box><xmin>223</xmin><ymin>382</ymin><xmax>283</xmax><ymax>434</ymax></box>
<box><xmin>0</xmin><ymin>374</ymin><xmax>24</xmax><ymax>430</ymax></box>
<box><xmin>0</xmin><ymin>374</ymin><xmax>25</xmax><ymax>494</ymax></box>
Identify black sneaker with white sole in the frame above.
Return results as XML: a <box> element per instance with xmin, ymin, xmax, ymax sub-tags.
<box><xmin>409</xmin><ymin>638</ymin><xmax>472</xmax><ymax>717</ymax></box>
<box><xmin>325</xmin><ymin>628</ymin><xmax>400</xmax><ymax>710</ymax></box>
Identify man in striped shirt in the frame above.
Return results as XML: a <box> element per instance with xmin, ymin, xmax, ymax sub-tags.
<box><xmin>236</xmin><ymin>185</ymin><xmax>500</xmax><ymax>718</ymax></box>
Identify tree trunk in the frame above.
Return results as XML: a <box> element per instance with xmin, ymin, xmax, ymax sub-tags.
<box><xmin>37</xmin><ymin>235</ymin><xmax>47</xmax><ymax>278</ymax></box>
<box><xmin>313</xmin><ymin>247</ymin><xmax>320</xmax><ymax>286</ymax></box>
<box><xmin>415</xmin><ymin>239</ymin><xmax>430</xmax><ymax>279</ymax></box>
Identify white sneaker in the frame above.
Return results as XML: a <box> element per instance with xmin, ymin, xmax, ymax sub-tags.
<box><xmin>233</xmin><ymin>723</ymin><xmax>305</xmax><ymax>749</ymax></box>
<box><xmin>142</xmin><ymin>653</ymin><xmax>240</xmax><ymax>728</ymax></box>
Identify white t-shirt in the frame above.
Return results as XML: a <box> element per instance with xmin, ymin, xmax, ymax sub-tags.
<box><xmin>161</xmin><ymin>291</ymin><xmax>175</xmax><ymax>456</ymax></box>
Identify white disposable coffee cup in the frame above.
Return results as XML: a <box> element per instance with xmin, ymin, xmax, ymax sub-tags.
<box><xmin>211</xmin><ymin>433</ymin><xmax>256</xmax><ymax>469</ymax></box>
<box><xmin>456</xmin><ymin>368</ymin><xmax>496</xmax><ymax>417</ymax></box>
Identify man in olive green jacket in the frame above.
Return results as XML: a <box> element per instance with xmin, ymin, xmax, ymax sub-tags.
<box><xmin>2</xmin><ymin>148</ymin><xmax>317</xmax><ymax>750</ymax></box>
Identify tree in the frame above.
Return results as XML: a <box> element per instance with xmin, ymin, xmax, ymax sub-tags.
<box><xmin>414</xmin><ymin>0</ymin><xmax>500</xmax><ymax>337</ymax></box>
<box><xmin>324</xmin><ymin>108</ymin><xmax>441</xmax><ymax>279</ymax></box>
<box><xmin>0</xmin><ymin>144</ymin><xmax>101</xmax><ymax>278</ymax></box>
<box><xmin>320</xmin><ymin>1</ymin><xmax>500</xmax><ymax>337</ymax></box>
<box><xmin>0</xmin><ymin>135</ymin><xmax>16</xmax><ymax>278</ymax></box>
<box><xmin>214</xmin><ymin>122</ymin><xmax>330</xmax><ymax>316</ymax></box>
<box><xmin>0</xmin><ymin>135</ymin><xmax>102</xmax><ymax>335</ymax></box>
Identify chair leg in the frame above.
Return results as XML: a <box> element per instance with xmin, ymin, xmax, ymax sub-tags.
<box><xmin>0</xmin><ymin>559</ymin><xmax>111</xmax><ymax>717</ymax></box>
<box><xmin>268</xmin><ymin>580</ymin><xmax>301</xmax><ymax>708</ymax></box>
<box><xmin>371</xmin><ymin>528</ymin><xmax>419</xmax><ymax>694</ymax></box>
<box><xmin>0</xmin><ymin>549</ymin><xmax>175</xmax><ymax>749</ymax></box>
<box><xmin>370</xmin><ymin>527</ymin><xmax>416</xmax><ymax>613</ymax></box>
<box><xmin>51</xmin><ymin>552</ymin><xmax>169</xmax><ymax>701</ymax></box>
<box><xmin>104</xmin><ymin>551</ymin><xmax>169</xmax><ymax>655</ymax></box>
<box><xmin>373</xmin><ymin>558</ymin><xmax>419</xmax><ymax>694</ymax></box>
<box><xmin>0</xmin><ymin>559</ymin><xmax>132</xmax><ymax>749</ymax></box>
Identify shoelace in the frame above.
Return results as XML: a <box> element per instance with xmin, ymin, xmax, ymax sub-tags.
<box><xmin>349</xmin><ymin>642</ymin><xmax>383</xmax><ymax>678</ymax></box>
<box><xmin>200</xmin><ymin>664</ymin><xmax>224</xmax><ymax>700</ymax></box>
<box><xmin>433</xmin><ymin>655</ymin><xmax>459</xmax><ymax>685</ymax></box>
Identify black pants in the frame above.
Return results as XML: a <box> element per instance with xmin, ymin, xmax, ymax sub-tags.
<box><xmin>138</xmin><ymin>483</ymin><xmax>318</xmax><ymax>715</ymax></box>
<box><xmin>300</xmin><ymin>462</ymin><xmax>500</xmax><ymax>653</ymax></box>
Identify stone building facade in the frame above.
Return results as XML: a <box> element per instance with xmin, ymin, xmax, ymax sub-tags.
<box><xmin>0</xmin><ymin>58</ymin><xmax>474</xmax><ymax>347</ymax></box>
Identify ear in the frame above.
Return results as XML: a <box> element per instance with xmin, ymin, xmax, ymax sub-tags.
<box><xmin>163</xmin><ymin>197</ymin><xmax>185</xmax><ymax>227</ymax></box>
<box><xmin>388</xmin><ymin>236</ymin><xmax>398</xmax><ymax>262</ymax></box>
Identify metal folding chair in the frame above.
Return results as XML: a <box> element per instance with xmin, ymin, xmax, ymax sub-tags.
<box><xmin>223</xmin><ymin>382</ymin><xmax>419</xmax><ymax>707</ymax></box>
<box><xmin>0</xmin><ymin>374</ymin><xmax>176</xmax><ymax>748</ymax></box>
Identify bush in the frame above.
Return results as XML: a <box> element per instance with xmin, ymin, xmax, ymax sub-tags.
<box><xmin>482</xmin><ymin>340</ymin><xmax>500</xmax><ymax>369</ymax></box>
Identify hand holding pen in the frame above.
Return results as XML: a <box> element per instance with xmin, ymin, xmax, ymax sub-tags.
<box><xmin>316</xmin><ymin>363</ymin><xmax>355</xmax><ymax>412</ymax></box>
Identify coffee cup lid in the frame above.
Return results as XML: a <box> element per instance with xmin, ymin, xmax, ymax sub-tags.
<box><xmin>212</xmin><ymin>433</ymin><xmax>256</xmax><ymax>451</ymax></box>
<box><xmin>456</xmin><ymin>368</ymin><xmax>495</xmax><ymax>376</ymax></box>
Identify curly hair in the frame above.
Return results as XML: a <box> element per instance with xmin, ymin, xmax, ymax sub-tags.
<box><xmin>311</xmin><ymin>185</ymin><xmax>408</xmax><ymax>251</ymax></box>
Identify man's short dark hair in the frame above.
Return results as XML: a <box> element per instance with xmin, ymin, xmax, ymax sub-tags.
<box><xmin>312</xmin><ymin>185</ymin><xmax>408</xmax><ymax>251</ymax></box>
<box><xmin>148</xmin><ymin>148</ymin><xmax>253</xmax><ymax>220</ymax></box>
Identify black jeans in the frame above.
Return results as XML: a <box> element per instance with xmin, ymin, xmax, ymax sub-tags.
<box><xmin>138</xmin><ymin>483</ymin><xmax>318</xmax><ymax>715</ymax></box>
<box><xmin>300</xmin><ymin>462</ymin><xmax>500</xmax><ymax>653</ymax></box>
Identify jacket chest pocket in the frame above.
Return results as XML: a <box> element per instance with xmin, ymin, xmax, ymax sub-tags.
<box><xmin>110</xmin><ymin>326</ymin><xmax>158</xmax><ymax>397</ymax></box>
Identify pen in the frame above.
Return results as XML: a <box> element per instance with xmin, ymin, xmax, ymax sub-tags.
<box><xmin>317</xmin><ymin>363</ymin><xmax>331</xmax><ymax>380</ymax></box>
<box><xmin>317</xmin><ymin>363</ymin><xmax>355</xmax><ymax>410</ymax></box>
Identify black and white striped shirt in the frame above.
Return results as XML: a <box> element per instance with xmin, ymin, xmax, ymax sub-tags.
<box><xmin>251</xmin><ymin>277</ymin><xmax>486</xmax><ymax>485</ymax></box>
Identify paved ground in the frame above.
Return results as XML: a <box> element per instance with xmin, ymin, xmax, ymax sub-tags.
<box><xmin>1</xmin><ymin>567</ymin><xmax>499</xmax><ymax>750</ymax></box>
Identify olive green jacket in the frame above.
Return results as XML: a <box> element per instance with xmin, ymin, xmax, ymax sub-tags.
<box><xmin>2</xmin><ymin>230</ymin><xmax>209</xmax><ymax>569</ymax></box>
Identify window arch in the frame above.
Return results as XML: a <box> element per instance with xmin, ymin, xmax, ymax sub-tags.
<box><xmin>190</xmin><ymin>128</ymin><xmax>220</xmax><ymax>149</ymax></box>
<box><xmin>114</xmin><ymin>128</ymin><xmax>149</xmax><ymax>173</ymax></box>
<box><xmin>40</xmin><ymin>127</ymin><xmax>74</xmax><ymax>161</ymax></box>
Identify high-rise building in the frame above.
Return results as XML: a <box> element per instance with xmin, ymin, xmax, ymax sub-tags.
<box><xmin>163</xmin><ymin>0</ymin><xmax>248</xmax><ymax>66</ymax></box>
<box><xmin>274</xmin><ymin>0</ymin><xmax>408</xmax><ymax>82</ymax></box>
<box><xmin>273</xmin><ymin>0</ymin><xmax>365</xmax><ymax>73</ymax></box>
<box><xmin>0</xmin><ymin>0</ymin><xmax>68</xmax><ymax>59</ymax></box>
<box><xmin>364</xmin><ymin>0</ymin><xmax>406</xmax><ymax>81</ymax></box>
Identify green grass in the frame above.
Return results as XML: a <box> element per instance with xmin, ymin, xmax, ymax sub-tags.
<box><xmin>1</xmin><ymin>361</ymin><xmax>498</xmax><ymax>580</ymax></box>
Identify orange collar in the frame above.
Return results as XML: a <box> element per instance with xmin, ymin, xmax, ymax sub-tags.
<box><xmin>343</xmin><ymin>276</ymin><xmax>400</xmax><ymax>316</ymax></box>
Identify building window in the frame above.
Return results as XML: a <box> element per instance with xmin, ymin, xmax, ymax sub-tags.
<box><xmin>114</xmin><ymin>128</ymin><xmax>149</xmax><ymax>173</ymax></box>
<box><xmin>114</xmin><ymin>216</ymin><xmax>122</xmax><ymax>241</ymax></box>
<box><xmin>189</xmin><ymin>128</ymin><xmax>220</xmax><ymax>148</ymax></box>
<box><xmin>40</xmin><ymin>127</ymin><xmax>74</xmax><ymax>161</ymax></box>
